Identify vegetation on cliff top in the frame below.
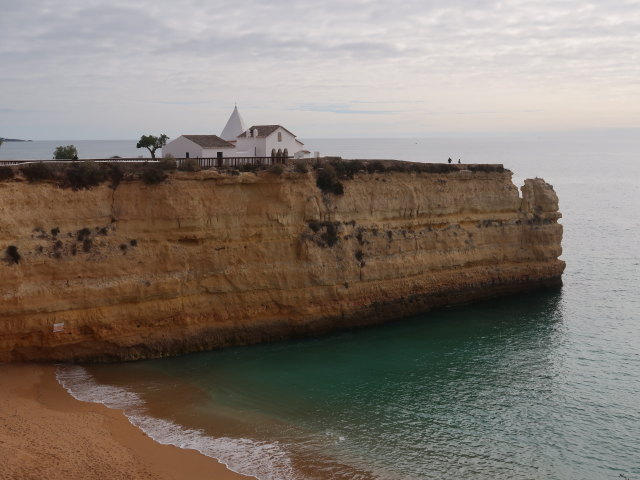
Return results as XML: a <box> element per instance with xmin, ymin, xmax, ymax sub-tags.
<box><xmin>136</xmin><ymin>134</ymin><xmax>169</xmax><ymax>159</ymax></box>
<box><xmin>0</xmin><ymin>158</ymin><xmax>506</xmax><ymax>195</ymax></box>
<box><xmin>53</xmin><ymin>145</ymin><xmax>78</xmax><ymax>160</ymax></box>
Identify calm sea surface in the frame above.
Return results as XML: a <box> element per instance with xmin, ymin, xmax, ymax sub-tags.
<box><xmin>52</xmin><ymin>133</ymin><xmax>639</xmax><ymax>480</ymax></box>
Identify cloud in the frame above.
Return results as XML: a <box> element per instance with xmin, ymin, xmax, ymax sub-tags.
<box><xmin>153</xmin><ymin>101</ymin><xmax>213</xmax><ymax>106</ymax></box>
<box><xmin>0</xmin><ymin>107</ymin><xmax>34</xmax><ymax>113</ymax></box>
<box><xmin>1</xmin><ymin>0</ymin><xmax>639</xmax><ymax>138</ymax></box>
<box><xmin>295</xmin><ymin>104</ymin><xmax>401</xmax><ymax>115</ymax></box>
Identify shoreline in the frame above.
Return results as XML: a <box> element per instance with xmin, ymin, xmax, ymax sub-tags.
<box><xmin>0</xmin><ymin>363</ymin><xmax>253</xmax><ymax>480</ymax></box>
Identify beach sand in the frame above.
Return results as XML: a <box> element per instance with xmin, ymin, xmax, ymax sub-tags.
<box><xmin>0</xmin><ymin>363</ymin><xmax>253</xmax><ymax>480</ymax></box>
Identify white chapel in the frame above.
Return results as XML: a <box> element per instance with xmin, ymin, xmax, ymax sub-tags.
<box><xmin>162</xmin><ymin>106</ymin><xmax>308</xmax><ymax>160</ymax></box>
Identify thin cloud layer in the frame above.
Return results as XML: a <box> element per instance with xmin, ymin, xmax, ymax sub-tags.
<box><xmin>1</xmin><ymin>0</ymin><xmax>639</xmax><ymax>138</ymax></box>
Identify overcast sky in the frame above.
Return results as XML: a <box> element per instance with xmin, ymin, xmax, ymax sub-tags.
<box><xmin>1</xmin><ymin>0</ymin><xmax>639</xmax><ymax>139</ymax></box>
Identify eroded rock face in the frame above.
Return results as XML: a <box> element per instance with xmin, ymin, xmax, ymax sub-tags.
<box><xmin>0</xmin><ymin>168</ymin><xmax>564</xmax><ymax>362</ymax></box>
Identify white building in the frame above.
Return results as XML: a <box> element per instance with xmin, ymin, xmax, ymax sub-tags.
<box><xmin>162</xmin><ymin>106</ymin><xmax>309</xmax><ymax>160</ymax></box>
<box><xmin>162</xmin><ymin>135</ymin><xmax>235</xmax><ymax>159</ymax></box>
<box><xmin>235</xmin><ymin>125</ymin><xmax>307</xmax><ymax>158</ymax></box>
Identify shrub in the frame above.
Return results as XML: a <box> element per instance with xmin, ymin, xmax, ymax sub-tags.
<box><xmin>65</xmin><ymin>161</ymin><xmax>107</xmax><ymax>190</ymax></box>
<box><xmin>240</xmin><ymin>163</ymin><xmax>259</xmax><ymax>173</ymax></box>
<box><xmin>21</xmin><ymin>162</ymin><xmax>57</xmax><ymax>182</ymax></box>
<box><xmin>76</xmin><ymin>228</ymin><xmax>91</xmax><ymax>241</ymax></box>
<box><xmin>418</xmin><ymin>163</ymin><xmax>457</xmax><ymax>174</ymax></box>
<box><xmin>159</xmin><ymin>155</ymin><xmax>177</xmax><ymax>171</ymax></box>
<box><xmin>108</xmin><ymin>164</ymin><xmax>124</xmax><ymax>188</ymax></box>
<box><xmin>0</xmin><ymin>166</ymin><xmax>14</xmax><ymax>180</ymax></box>
<box><xmin>316</xmin><ymin>164</ymin><xmax>344</xmax><ymax>195</ymax></box>
<box><xmin>179</xmin><ymin>158</ymin><xmax>200</xmax><ymax>172</ymax></box>
<box><xmin>307</xmin><ymin>221</ymin><xmax>341</xmax><ymax>247</ymax></box>
<box><xmin>141</xmin><ymin>166</ymin><xmax>166</xmax><ymax>184</ymax></box>
<box><xmin>344</xmin><ymin>160</ymin><xmax>364</xmax><ymax>178</ymax></box>
<box><xmin>329</xmin><ymin>158</ymin><xmax>346</xmax><ymax>177</ymax></box>
<box><xmin>366</xmin><ymin>161</ymin><xmax>385</xmax><ymax>173</ymax></box>
<box><xmin>82</xmin><ymin>238</ymin><xmax>92</xmax><ymax>252</ymax></box>
<box><xmin>6</xmin><ymin>245</ymin><xmax>20</xmax><ymax>264</ymax></box>
<box><xmin>53</xmin><ymin>145</ymin><xmax>78</xmax><ymax>160</ymax></box>
<box><xmin>51</xmin><ymin>227</ymin><xmax>60</xmax><ymax>236</ymax></box>
<box><xmin>308</xmin><ymin>221</ymin><xmax>322</xmax><ymax>232</ymax></box>
<box><xmin>467</xmin><ymin>164</ymin><xmax>504</xmax><ymax>173</ymax></box>
<box><xmin>294</xmin><ymin>158</ymin><xmax>309</xmax><ymax>173</ymax></box>
<box><xmin>268</xmin><ymin>163</ymin><xmax>285</xmax><ymax>175</ymax></box>
<box><xmin>321</xmin><ymin>222</ymin><xmax>339</xmax><ymax>247</ymax></box>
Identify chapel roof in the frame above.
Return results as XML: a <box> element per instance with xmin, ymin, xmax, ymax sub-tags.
<box><xmin>183</xmin><ymin>135</ymin><xmax>235</xmax><ymax>148</ymax></box>
<box><xmin>220</xmin><ymin>105</ymin><xmax>247</xmax><ymax>141</ymax></box>
<box><xmin>237</xmin><ymin>125</ymin><xmax>298</xmax><ymax>139</ymax></box>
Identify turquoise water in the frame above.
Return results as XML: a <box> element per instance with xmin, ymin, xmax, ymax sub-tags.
<box><xmin>56</xmin><ymin>133</ymin><xmax>640</xmax><ymax>479</ymax></box>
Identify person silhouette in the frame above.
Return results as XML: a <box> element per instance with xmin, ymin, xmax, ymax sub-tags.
<box><xmin>448</xmin><ymin>157</ymin><xmax>452</xmax><ymax>164</ymax></box>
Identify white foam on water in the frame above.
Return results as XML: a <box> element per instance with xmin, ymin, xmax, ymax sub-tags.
<box><xmin>56</xmin><ymin>365</ymin><xmax>300</xmax><ymax>480</ymax></box>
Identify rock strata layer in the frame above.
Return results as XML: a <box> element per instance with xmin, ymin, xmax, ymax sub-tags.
<box><xmin>0</xmin><ymin>167</ymin><xmax>564</xmax><ymax>362</ymax></box>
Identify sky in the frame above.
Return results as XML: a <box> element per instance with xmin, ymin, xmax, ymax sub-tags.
<box><xmin>1</xmin><ymin>0</ymin><xmax>639</xmax><ymax>139</ymax></box>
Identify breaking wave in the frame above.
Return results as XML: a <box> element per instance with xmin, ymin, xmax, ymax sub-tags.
<box><xmin>56</xmin><ymin>364</ymin><xmax>298</xmax><ymax>480</ymax></box>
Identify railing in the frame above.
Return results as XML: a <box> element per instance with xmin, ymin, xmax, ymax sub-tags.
<box><xmin>0</xmin><ymin>158</ymin><xmax>153</xmax><ymax>166</ymax></box>
<box><xmin>0</xmin><ymin>156</ymin><xmax>291</xmax><ymax>169</ymax></box>
<box><xmin>178</xmin><ymin>156</ymin><xmax>286</xmax><ymax>169</ymax></box>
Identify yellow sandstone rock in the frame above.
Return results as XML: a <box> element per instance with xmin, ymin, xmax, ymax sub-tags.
<box><xmin>0</xmin><ymin>167</ymin><xmax>564</xmax><ymax>362</ymax></box>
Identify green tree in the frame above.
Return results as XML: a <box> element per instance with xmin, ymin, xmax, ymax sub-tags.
<box><xmin>53</xmin><ymin>145</ymin><xmax>78</xmax><ymax>160</ymax></box>
<box><xmin>136</xmin><ymin>134</ymin><xmax>169</xmax><ymax>159</ymax></box>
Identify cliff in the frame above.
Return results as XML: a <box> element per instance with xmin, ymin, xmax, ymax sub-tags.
<box><xmin>0</xmin><ymin>165</ymin><xmax>564</xmax><ymax>362</ymax></box>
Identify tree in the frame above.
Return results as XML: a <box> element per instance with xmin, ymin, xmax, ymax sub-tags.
<box><xmin>0</xmin><ymin>138</ymin><xmax>4</xmax><ymax>148</ymax></box>
<box><xmin>53</xmin><ymin>145</ymin><xmax>78</xmax><ymax>160</ymax></box>
<box><xmin>136</xmin><ymin>134</ymin><xmax>169</xmax><ymax>159</ymax></box>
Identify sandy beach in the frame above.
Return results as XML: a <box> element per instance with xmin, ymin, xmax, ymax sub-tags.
<box><xmin>0</xmin><ymin>363</ymin><xmax>253</xmax><ymax>480</ymax></box>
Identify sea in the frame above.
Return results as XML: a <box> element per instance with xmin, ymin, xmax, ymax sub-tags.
<box><xmin>6</xmin><ymin>132</ymin><xmax>638</xmax><ymax>479</ymax></box>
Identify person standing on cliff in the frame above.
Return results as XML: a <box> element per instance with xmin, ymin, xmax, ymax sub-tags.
<box><xmin>448</xmin><ymin>157</ymin><xmax>452</xmax><ymax>163</ymax></box>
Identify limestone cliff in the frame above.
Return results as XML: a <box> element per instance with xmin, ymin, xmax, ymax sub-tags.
<box><xmin>0</xmin><ymin>166</ymin><xmax>564</xmax><ymax>362</ymax></box>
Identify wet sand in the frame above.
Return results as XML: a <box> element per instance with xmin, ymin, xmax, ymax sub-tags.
<box><xmin>0</xmin><ymin>363</ymin><xmax>253</xmax><ymax>480</ymax></box>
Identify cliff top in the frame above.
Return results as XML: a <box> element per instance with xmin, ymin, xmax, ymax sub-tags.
<box><xmin>0</xmin><ymin>157</ymin><xmax>508</xmax><ymax>191</ymax></box>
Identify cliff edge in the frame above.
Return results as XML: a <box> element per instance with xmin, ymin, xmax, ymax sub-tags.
<box><xmin>0</xmin><ymin>164</ymin><xmax>564</xmax><ymax>362</ymax></box>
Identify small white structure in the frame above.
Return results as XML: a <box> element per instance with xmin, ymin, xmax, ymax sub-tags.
<box><xmin>235</xmin><ymin>125</ymin><xmax>306</xmax><ymax>158</ymax></box>
<box><xmin>220</xmin><ymin>105</ymin><xmax>246</xmax><ymax>141</ymax></box>
<box><xmin>162</xmin><ymin>135</ymin><xmax>235</xmax><ymax>159</ymax></box>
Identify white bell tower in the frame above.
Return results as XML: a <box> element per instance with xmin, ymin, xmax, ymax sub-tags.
<box><xmin>220</xmin><ymin>104</ymin><xmax>247</xmax><ymax>141</ymax></box>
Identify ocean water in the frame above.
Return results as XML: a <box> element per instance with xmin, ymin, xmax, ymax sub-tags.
<box><xmin>0</xmin><ymin>139</ymin><xmax>148</xmax><ymax>160</ymax></box>
<box><xmin>54</xmin><ymin>132</ymin><xmax>640</xmax><ymax>479</ymax></box>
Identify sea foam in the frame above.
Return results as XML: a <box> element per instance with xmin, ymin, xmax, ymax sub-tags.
<box><xmin>56</xmin><ymin>364</ymin><xmax>299</xmax><ymax>480</ymax></box>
